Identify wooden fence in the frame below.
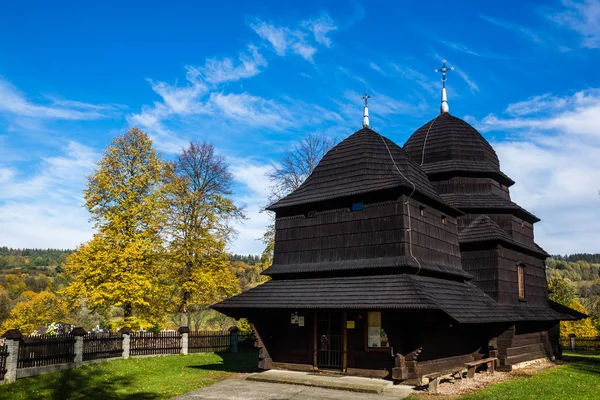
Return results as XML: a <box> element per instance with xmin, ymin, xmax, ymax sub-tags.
<box><xmin>188</xmin><ymin>330</ymin><xmax>230</xmax><ymax>353</ymax></box>
<box><xmin>0</xmin><ymin>328</ymin><xmax>254</xmax><ymax>383</ymax></box>
<box><xmin>560</xmin><ymin>336</ymin><xmax>600</xmax><ymax>351</ymax></box>
<box><xmin>130</xmin><ymin>331</ymin><xmax>181</xmax><ymax>356</ymax></box>
<box><xmin>83</xmin><ymin>332</ymin><xmax>123</xmax><ymax>361</ymax></box>
<box><xmin>18</xmin><ymin>334</ymin><xmax>75</xmax><ymax>369</ymax></box>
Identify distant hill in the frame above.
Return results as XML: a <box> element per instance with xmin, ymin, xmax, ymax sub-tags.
<box><xmin>547</xmin><ymin>254</ymin><xmax>600</xmax><ymax>282</ymax></box>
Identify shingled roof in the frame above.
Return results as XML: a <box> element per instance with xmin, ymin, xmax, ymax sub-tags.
<box><xmin>263</xmin><ymin>255</ymin><xmax>473</xmax><ymax>279</ymax></box>
<box><xmin>212</xmin><ymin>273</ymin><xmax>570</xmax><ymax>323</ymax></box>
<box><xmin>403</xmin><ymin>113</ymin><xmax>511</xmax><ymax>184</ymax></box>
<box><xmin>268</xmin><ymin>128</ymin><xmax>443</xmax><ymax>210</ymax></box>
<box><xmin>440</xmin><ymin>193</ymin><xmax>540</xmax><ymax>223</ymax></box>
<box><xmin>459</xmin><ymin>214</ymin><xmax>548</xmax><ymax>257</ymax></box>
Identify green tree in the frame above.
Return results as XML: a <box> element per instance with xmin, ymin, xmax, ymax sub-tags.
<box><xmin>548</xmin><ymin>273</ymin><xmax>576</xmax><ymax>305</ymax></box>
<box><xmin>164</xmin><ymin>141</ymin><xmax>243</xmax><ymax>327</ymax></box>
<box><xmin>64</xmin><ymin>128</ymin><xmax>168</xmax><ymax>329</ymax></box>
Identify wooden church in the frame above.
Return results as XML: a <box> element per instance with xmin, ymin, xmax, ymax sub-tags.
<box><xmin>213</xmin><ymin>62</ymin><xmax>583</xmax><ymax>383</ymax></box>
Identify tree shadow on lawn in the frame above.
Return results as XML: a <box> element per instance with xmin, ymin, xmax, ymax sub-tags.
<box><xmin>186</xmin><ymin>352</ymin><xmax>259</xmax><ymax>374</ymax></box>
<box><xmin>12</xmin><ymin>366</ymin><xmax>159</xmax><ymax>400</ymax></box>
<box><xmin>563</xmin><ymin>352</ymin><xmax>600</xmax><ymax>375</ymax></box>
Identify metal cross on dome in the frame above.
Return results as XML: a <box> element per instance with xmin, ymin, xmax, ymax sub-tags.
<box><xmin>361</xmin><ymin>91</ymin><xmax>371</xmax><ymax>107</ymax></box>
<box><xmin>435</xmin><ymin>60</ymin><xmax>454</xmax><ymax>89</ymax></box>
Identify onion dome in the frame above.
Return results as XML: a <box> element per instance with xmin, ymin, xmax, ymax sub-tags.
<box><xmin>268</xmin><ymin>127</ymin><xmax>452</xmax><ymax>212</ymax></box>
<box><xmin>403</xmin><ymin>113</ymin><xmax>514</xmax><ymax>186</ymax></box>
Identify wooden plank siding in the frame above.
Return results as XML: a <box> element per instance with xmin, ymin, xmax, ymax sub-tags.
<box><xmin>273</xmin><ymin>197</ymin><xmax>463</xmax><ymax>271</ymax></box>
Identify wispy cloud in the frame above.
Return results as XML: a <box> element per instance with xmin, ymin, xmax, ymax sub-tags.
<box><xmin>550</xmin><ymin>0</ymin><xmax>600</xmax><ymax>49</ymax></box>
<box><xmin>481</xmin><ymin>15</ymin><xmax>543</xmax><ymax>44</ymax></box>
<box><xmin>250</xmin><ymin>13</ymin><xmax>337</xmax><ymax>62</ymax></box>
<box><xmin>302</xmin><ymin>13</ymin><xmax>338</xmax><ymax>47</ymax></box>
<box><xmin>454</xmin><ymin>68</ymin><xmax>480</xmax><ymax>93</ymax></box>
<box><xmin>186</xmin><ymin>45</ymin><xmax>267</xmax><ymax>84</ymax></box>
<box><xmin>0</xmin><ymin>78</ymin><xmax>122</xmax><ymax>120</ymax></box>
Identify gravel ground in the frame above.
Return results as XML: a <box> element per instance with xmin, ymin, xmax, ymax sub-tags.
<box><xmin>411</xmin><ymin>358</ymin><xmax>557</xmax><ymax>399</ymax></box>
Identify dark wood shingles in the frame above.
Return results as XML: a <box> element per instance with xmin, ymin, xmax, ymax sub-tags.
<box><xmin>268</xmin><ymin>128</ymin><xmax>442</xmax><ymax>210</ymax></box>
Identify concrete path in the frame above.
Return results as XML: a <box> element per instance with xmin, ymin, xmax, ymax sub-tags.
<box><xmin>174</xmin><ymin>371</ymin><xmax>413</xmax><ymax>400</ymax></box>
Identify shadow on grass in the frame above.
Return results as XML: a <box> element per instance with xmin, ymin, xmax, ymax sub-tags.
<box><xmin>2</xmin><ymin>366</ymin><xmax>159</xmax><ymax>400</ymax></box>
<box><xmin>563</xmin><ymin>352</ymin><xmax>600</xmax><ymax>375</ymax></box>
<box><xmin>186</xmin><ymin>351</ymin><xmax>259</xmax><ymax>374</ymax></box>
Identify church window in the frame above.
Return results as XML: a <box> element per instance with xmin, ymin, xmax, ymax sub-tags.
<box><xmin>367</xmin><ymin>311</ymin><xmax>389</xmax><ymax>349</ymax></box>
<box><xmin>441</xmin><ymin>215</ymin><xmax>447</xmax><ymax>225</ymax></box>
<box><xmin>518</xmin><ymin>264</ymin><xmax>525</xmax><ymax>300</ymax></box>
<box><xmin>419</xmin><ymin>206</ymin><xmax>426</xmax><ymax>217</ymax></box>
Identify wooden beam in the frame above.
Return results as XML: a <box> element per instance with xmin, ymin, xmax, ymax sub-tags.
<box><xmin>343</xmin><ymin>311</ymin><xmax>348</xmax><ymax>372</ymax></box>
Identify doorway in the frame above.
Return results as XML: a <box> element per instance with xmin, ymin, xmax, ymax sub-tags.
<box><xmin>316</xmin><ymin>311</ymin><xmax>344</xmax><ymax>369</ymax></box>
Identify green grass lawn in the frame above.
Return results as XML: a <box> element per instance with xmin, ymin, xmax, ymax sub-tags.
<box><xmin>0</xmin><ymin>352</ymin><xmax>258</xmax><ymax>400</ymax></box>
<box><xmin>459</xmin><ymin>351</ymin><xmax>600</xmax><ymax>400</ymax></box>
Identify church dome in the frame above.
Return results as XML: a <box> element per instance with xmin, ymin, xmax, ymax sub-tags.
<box><xmin>403</xmin><ymin>113</ymin><xmax>513</xmax><ymax>185</ymax></box>
<box><xmin>268</xmin><ymin>127</ymin><xmax>445</xmax><ymax>211</ymax></box>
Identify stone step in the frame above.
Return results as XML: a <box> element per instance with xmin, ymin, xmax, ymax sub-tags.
<box><xmin>246</xmin><ymin>369</ymin><xmax>404</xmax><ymax>395</ymax></box>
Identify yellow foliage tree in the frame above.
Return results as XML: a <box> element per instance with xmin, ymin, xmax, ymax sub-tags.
<box><xmin>560</xmin><ymin>298</ymin><xmax>599</xmax><ymax>339</ymax></box>
<box><xmin>164</xmin><ymin>141</ymin><xmax>242</xmax><ymax>326</ymax></box>
<box><xmin>1</xmin><ymin>291</ymin><xmax>69</xmax><ymax>334</ymax></box>
<box><xmin>63</xmin><ymin>128</ymin><xmax>168</xmax><ymax>329</ymax></box>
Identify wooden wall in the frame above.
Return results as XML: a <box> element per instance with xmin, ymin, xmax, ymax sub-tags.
<box><xmin>431</xmin><ymin>176</ymin><xmax>510</xmax><ymax>199</ymax></box>
<box><xmin>405</xmin><ymin>197</ymin><xmax>462</xmax><ymax>268</ymax></box>
<box><xmin>273</xmin><ymin>196</ymin><xmax>463</xmax><ymax>270</ymax></box>
<box><xmin>252</xmin><ymin>311</ymin><xmax>314</xmax><ymax>366</ymax></box>
<box><xmin>497</xmin><ymin>322</ymin><xmax>555</xmax><ymax>367</ymax></box>
<box><xmin>497</xmin><ymin>247</ymin><xmax>547</xmax><ymax>305</ymax></box>
<box><xmin>461</xmin><ymin>248</ymin><xmax>499</xmax><ymax>301</ymax></box>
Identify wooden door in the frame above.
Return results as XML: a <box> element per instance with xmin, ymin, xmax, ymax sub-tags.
<box><xmin>316</xmin><ymin>311</ymin><xmax>344</xmax><ymax>369</ymax></box>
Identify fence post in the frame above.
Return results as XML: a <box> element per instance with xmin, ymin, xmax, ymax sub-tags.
<box><xmin>229</xmin><ymin>326</ymin><xmax>239</xmax><ymax>353</ymax></box>
<box><xmin>178</xmin><ymin>327</ymin><xmax>189</xmax><ymax>355</ymax></box>
<box><xmin>569</xmin><ymin>334</ymin><xmax>576</xmax><ymax>351</ymax></box>
<box><xmin>120</xmin><ymin>327</ymin><xmax>132</xmax><ymax>360</ymax></box>
<box><xmin>3</xmin><ymin>329</ymin><xmax>22</xmax><ymax>383</ymax></box>
<box><xmin>72</xmin><ymin>327</ymin><xmax>87</xmax><ymax>366</ymax></box>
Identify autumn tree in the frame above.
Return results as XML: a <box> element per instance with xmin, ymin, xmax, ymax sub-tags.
<box><xmin>560</xmin><ymin>298</ymin><xmax>599</xmax><ymax>339</ymax></box>
<box><xmin>1</xmin><ymin>291</ymin><xmax>69</xmax><ymax>334</ymax></box>
<box><xmin>64</xmin><ymin>128</ymin><xmax>168</xmax><ymax>329</ymax></box>
<box><xmin>164</xmin><ymin>141</ymin><xmax>242</xmax><ymax>327</ymax></box>
<box><xmin>261</xmin><ymin>133</ymin><xmax>335</xmax><ymax>264</ymax></box>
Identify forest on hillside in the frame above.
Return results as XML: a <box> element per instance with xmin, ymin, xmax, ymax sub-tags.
<box><xmin>0</xmin><ymin>249</ymin><xmax>265</xmax><ymax>333</ymax></box>
<box><xmin>546</xmin><ymin>254</ymin><xmax>600</xmax><ymax>337</ymax></box>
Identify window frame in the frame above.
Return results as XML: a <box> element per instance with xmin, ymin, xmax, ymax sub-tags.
<box><xmin>517</xmin><ymin>263</ymin><xmax>526</xmax><ymax>301</ymax></box>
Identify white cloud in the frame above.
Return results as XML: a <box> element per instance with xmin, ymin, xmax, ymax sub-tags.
<box><xmin>250</xmin><ymin>14</ymin><xmax>337</xmax><ymax>62</ymax></box>
<box><xmin>302</xmin><ymin>13</ymin><xmax>338</xmax><ymax>47</ymax></box>
<box><xmin>481</xmin><ymin>88</ymin><xmax>600</xmax><ymax>137</ymax></box>
<box><xmin>476</xmin><ymin>88</ymin><xmax>600</xmax><ymax>253</ymax></box>
<box><xmin>0</xmin><ymin>141</ymin><xmax>98</xmax><ymax>249</ymax></box>
<box><xmin>0</xmin><ymin>78</ymin><xmax>121</xmax><ymax>120</ymax></box>
<box><xmin>550</xmin><ymin>0</ymin><xmax>600</xmax><ymax>48</ymax></box>
<box><xmin>210</xmin><ymin>92</ymin><xmax>295</xmax><ymax>128</ymax></box>
<box><xmin>186</xmin><ymin>45</ymin><xmax>267</xmax><ymax>85</ymax></box>
<box><xmin>229</xmin><ymin>160</ymin><xmax>275</xmax><ymax>254</ymax></box>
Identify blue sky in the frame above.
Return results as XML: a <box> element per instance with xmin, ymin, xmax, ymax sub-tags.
<box><xmin>1</xmin><ymin>0</ymin><xmax>599</xmax><ymax>255</ymax></box>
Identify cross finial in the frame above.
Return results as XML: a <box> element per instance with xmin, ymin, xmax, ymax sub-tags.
<box><xmin>435</xmin><ymin>60</ymin><xmax>454</xmax><ymax>114</ymax></box>
<box><xmin>361</xmin><ymin>91</ymin><xmax>371</xmax><ymax>128</ymax></box>
<box><xmin>361</xmin><ymin>91</ymin><xmax>371</xmax><ymax>107</ymax></box>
